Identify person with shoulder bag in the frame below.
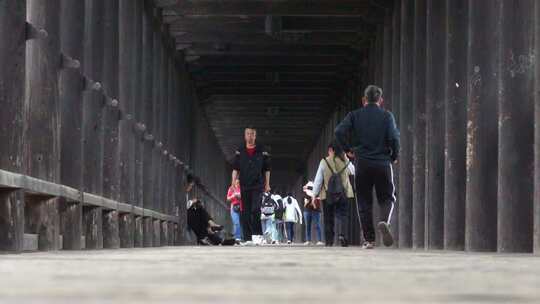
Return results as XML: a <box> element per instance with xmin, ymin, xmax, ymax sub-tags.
<box><xmin>311</xmin><ymin>141</ymin><xmax>355</xmax><ymax>247</ymax></box>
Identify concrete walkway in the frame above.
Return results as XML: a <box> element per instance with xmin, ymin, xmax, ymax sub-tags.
<box><xmin>0</xmin><ymin>246</ymin><xmax>539</xmax><ymax>304</ymax></box>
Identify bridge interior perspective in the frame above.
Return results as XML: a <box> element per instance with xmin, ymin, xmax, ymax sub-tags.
<box><xmin>1</xmin><ymin>0</ymin><xmax>540</xmax><ymax>303</ymax></box>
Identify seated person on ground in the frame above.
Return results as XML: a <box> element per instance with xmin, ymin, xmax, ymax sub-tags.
<box><xmin>187</xmin><ymin>198</ymin><xmax>233</xmax><ymax>246</ymax></box>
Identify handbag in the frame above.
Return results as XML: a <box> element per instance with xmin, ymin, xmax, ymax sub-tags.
<box><xmin>232</xmin><ymin>204</ymin><xmax>241</xmax><ymax>213</ymax></box>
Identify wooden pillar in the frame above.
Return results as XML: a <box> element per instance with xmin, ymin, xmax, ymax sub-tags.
<box><xmin>83</xmin><ymin>206</ymin><xmax>103</xmax><ymax>249</ymax></box>
<box><xmin>412</xmin><ymin>0</ymin><xmax>427</xmax><ymax>249</ymax></box>
<box><xmin>134</xmin><ymin>216</ymin><xmax>144</xmax><ymax>247</ymax></box>
<box><xmin>497</xmin><ymin>0</ymin><xmax>535</xmax><ymax>253</ymax></box>
<box><xmin>0</xmin><ymin>0</ymin><xmax>26</xmax><ymax>252</ymax></box>
<box><xmin>153</xmin><ymin>218</ymin><xmax>161</xmax><ymax>246</ymax></box>
<box><xmin>103</xmin><ymin>210</ymin><xmax>120</xmax><ymax>249</ymax></box>
<box><xmin>119</xmin><ymin>0</ymin><xmax>136</xmax><ymax>207</ymax></box>
<box><xmin>143</xmin><ymin>216</ymin><xmax>154</xmax><ymax>247</ymax></box>
<box><xmin>389</xmin><ymin>0</ymin><xmax>401</xmax><ymax>247</ymax></box>
<box><xmin>0</xmin><ymin>190</ymin><xmax>25</xmax><ymax>251</ymax></box>
<box><xmin>535</xmin><ymin>0</ymin><xmax>540</xmax><ymax>255</ymax></box>
<box><xmin>142</xmin><ymin>0</ymin><xmax>155</xmax><ymax>232</ymax></box>
<box><xmin>82</xmin><ymin>0</ymin><xmax>105</xmax><ymax>196</ymax></box>
<box><xmin>444</xmin><ymin>0</ymin><xmax>468</xmax><ymax>251</ymax></box>
<box><xmin>153</xmin><ymin>14</ymin><xmax>164</xmax><ymax>215</ymax></box>
<box><xmin>26</xmin><ymin>0</ymin><xmax>61</xmax><ymax>183</ymax></box>
<box><xmin>133</xmin><ymin>0</ymin><xmax>144</xmax><ymax>212</ymax></box>
<box><xmin>25</xmin><ymin>195</ymin><xmax>60</xmax><ymax>251</ymax></box>
<box><xmin>465</xmin><ymin>0</ymin><xmax>501</xmax><ymax>252</ymax></box>
<box><xmin>102</xmin><ymin>0</ymin><xmax>120</xmax><ymax>201</ymax></box>
<box><xmin>425</xmin><ymin>0</ymin><xmax>446</xmax><ymax>250</ymax></box>
<box><xmin>119</xmin><ymin>213</ymin><xmax>135</xmax><ymax>248</ymax></box>
<box><xmin>161</xmin><ymin>220</ymin><xmax>168</xmax><ymax>245</ymax></box>
<box><xmin>59</xmin><ymin>199</ymin><xmax>82</xmax><ymax>250</ymax></box>
<box><xmin>398</xmin><ymin>0</ymin><xmax>414</xmax><ymax>248</ymax></box>
<box><xmin>0</xmin><ymin>0</ymin><xmax>25</xmax><ymax>174</ymax></box>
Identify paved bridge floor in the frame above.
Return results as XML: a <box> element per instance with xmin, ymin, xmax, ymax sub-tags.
<box><xmin>0</xmin><ymin>246</ymin><xmax>539</xmax><ymax>304</ymax></box>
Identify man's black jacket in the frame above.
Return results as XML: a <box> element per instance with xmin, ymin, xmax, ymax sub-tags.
<box><xmin>335</xmin><ymin>104</ymin><xmax>400</xmax><ymax>165</ymax></box>
<box><xmin>233</xmin><ymin>145</ymin><xmax>271</xmax><ymax>191</ymax></box>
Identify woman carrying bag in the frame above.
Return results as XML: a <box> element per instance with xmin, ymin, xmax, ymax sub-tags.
<box><xmin>227</xmin><ymin>179</ymin><xmax>243</xmax><ymax>242</ymax></box>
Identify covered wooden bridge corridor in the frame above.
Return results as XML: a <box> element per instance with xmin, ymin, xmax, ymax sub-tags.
<box><xmin>1</xmin><ymin>0</ymin><xmax>540</xmax><ymax>302</ymax></box>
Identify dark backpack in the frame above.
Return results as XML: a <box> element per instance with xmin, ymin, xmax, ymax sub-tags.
<box><xmin>274</xmin><ymin>198</ymin><xmax>284</xmax><ymax>219</ymax></box>
<box><xmin>323</xmin><ymin>158</ymin><xmax>350</xmax><ymax>204</ymax></box>
<box><xmin>261</xmin><ymin>194</ymin><xmax>276</xmax><ymax>216</ymax></box>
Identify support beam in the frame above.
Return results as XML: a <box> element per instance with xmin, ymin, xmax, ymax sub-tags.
<box><xmin>119</xmin><ymin>213</ymin><xmax>135</xmax><ymax>248</ymax></box>
<box><xmin>82</xmin><ymin>0</ymin><xmax>105</xmax><ymax>195</ymax></box>
<box><xmin>411</xmin><ymin>0</ymin><xmax>426</xmax><ymax>250</ymax></box>
<box><xmin>535</xmin><ymin>0</ymin><xmax>540</xmax><ymax>255</ymax></box>
<box><xmin>425</xmin><ymin>0</ymin><xmax>446</xmax><ymax>250</ymax></box>
<box><xmin>465</xmin><ymin>0</ymin><xmax>500</xmax><ymax>252</ymax></box>
<box><xmin>83</xmin><ymin>206</ymin><xmax>103</xmax><ymax>249</ymax></box>
<box><xmin>26</xmin><ymin>0</ymin><xmax>61</xmax><ymax>183</ymax></box>
<box><xmin>133</xmin><ymin>0</ymin><xmax>144</xmax><ymax>215</ymax></box>
<box><xmin>153</xmin><ymin>219</ymin><xmax>161</xmax><ymax>246</ymax></box>
<box><xmin>143</xmin><ymin>216</ymin><xmax>154</xmax><ymax>247</ymax></box>
<box><xmin>444</xmin><ymin>0</ymin><xmax>467</xmax><ymax>251</ymax></box>
<box><xmin>0</xmin><ymin>190</ymin><xmax>25</xmax><ymax>251</ymax></box>
<box><xmin>103</xmin><ymin>210</ymin><xmax>120</xmax><ymax>249</ymax></box>
<box><xmin>134</xmin><ymin>216</ymin><xmax>144</xmax><ymax>247</ymax></box>
<box><xmin>25</xmin><ymin>195</ymin><xmax>60</xmax><ymax>251</ymax></box>
<box><xmin>398</xmin><ymin>0</ymin><xmax>413</xmax><ymax>249</ymax></box>
<box><xmin>497</xmin><ymin>0</ymin><xmax>535</xmax><ymax>253</ymax></box>
<box><xmin>0</xmin><ymin>0</ymin><xmax>26</xmax><ymax>174</ymax></box>
<box><xmin>59</xmin><ymin>199</ymin><xmax>83</xmax><ymax>250</ymax></box>
<box><xmin>102</xmin><ymin>0</ymin><xmax>120</xmax><ymax>201</ymax></box>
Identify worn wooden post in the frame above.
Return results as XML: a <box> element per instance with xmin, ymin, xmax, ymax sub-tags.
<box><xmin>119</xmin><ymin>0</ymin><xmax>136</xmax><ymax>211</ymax></box>
<box><xmin>465</xmin><ymin>0</ymin><xmax>501</xmax><ymax>252</ymax></box>
<box><xmin>389</xmin><ymin>0</ymin><xmax>401</xmax><ymax>247</ymax></box>
<box><xmin>161</xmin><ymin>220</ymin><xmax>168</xmax><ymax>245</ymax></box>
<box><xmin>411</xmin><ymin>0</ymin><xmax>427</xmax><ymax>250</ymax></box>
<box><xmin>134</xmin><ymin>216</ymin><xmax>144</xmax><ymax>247</ymax></box>
<box><xmin>102</xmin><ymin>0</ymin><xmax>120</xmax><ymax>201</ymax></box>
<box><xmin>133</xmin><ymin>0</ymin><xmax>144</xmax><ymax>217</ymax></box>
<box><xmin>26</xmin><ymin>0</ymin><xmax>61</xmax><ymax>183</ymax></box>
<box><xmin>535</xmin><ymin>0</ymin><xmax>540</xmax><ymax>255</ymax></box>
<box><xmin>444</xmin><ymin>0</ymin><xmax>468</xmax><ymax>251</ymax></box>
<box><xmin>153</xmin><ymin>218</ymin><xmax>161</xmax><ymax>246</ymax></box>
<box><xmin>425</xmin><ymin>0</ymin><xmax>446</xmax><ymax>250</ymax></box>
<box><xmin>398</xmin><ymin>0</ymin><xmax>414</xmax><ymax>248</ymax></box>
<box><xmin>497</xmin><ymin>0</ymin><xmax>535</xmax><ymax>253</ymax></box>
<box><xmin>143</xmin><ymin>216</ymin><xmax>154</xmax><ymax>247</ymax></box>
<box><xmin>82</xmin><ymin>0</ymin><xmax>105</xmax><ymax>196</ymax></box>
<box><xmin>119</xmin><ymin>213</ymin><xmax>135</xmax><ymax>248</ymax></box>
<box><xmin>0</xmin><ymin>0</ymin><xmax>26</xmax><ymax>252</ymax></box>
<box><xmin>153</xmin><ymin>10</ymin><xmax>164</xmax><ymax>216</ymax></box>
<box><xmin>59</xmin><ymin>199</ymin><xmax>82</xmax><ymax>250</ymax></box>
<box><xmin>25</xmin><ymin>195</ymin><xmax>60</xmax><ymax>251</ymax></box>
<box><xmin>141</xmin><ymin>0</ymin><xmax>155</xmax><ymax>246</ymax></box>
<box><xmin>103</xmin><ymin>210</ymin><xmax>120</xmax><ymax>249</ymax></box>
<box><xmin>83</xmin><ymin>206</ymin><xmax>103</xmax><ymax>249</ymax></box>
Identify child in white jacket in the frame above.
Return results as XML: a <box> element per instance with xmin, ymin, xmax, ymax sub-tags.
<box><xmin>282</xmin><ymin>193</ymin><xmax>302</xmax><ymax>244</ymax></box>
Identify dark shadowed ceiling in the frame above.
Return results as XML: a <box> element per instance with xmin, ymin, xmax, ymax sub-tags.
<box><xmin>154</xmin><ymin>0</ymin><xmax>392</xmax><ymax>190</ymax></box>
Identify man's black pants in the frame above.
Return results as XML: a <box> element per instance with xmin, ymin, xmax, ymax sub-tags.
<box><xmin>322</xmin><ymin>198</ymin><xmax>350</xmax><ymax>245</ymax></box>
<box><xmin>240</xmin><ymin>188</ymin><xmax>263</xmax><ymax>241</ymax></box>
<box><xmin>355</xmin><ymin>159</ymin><xmax>396</xmax><ymax>242</ymax></box>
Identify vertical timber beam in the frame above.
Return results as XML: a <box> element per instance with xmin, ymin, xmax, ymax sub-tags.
<box><xmin>82</xmin><ymin>0</ymin><xmax>105</xmax><ymax>196</ymax></box>
<box><xmin>59</xmin><ymin>199</ymin><xmax>82</xmax><ymax>250</ymax></box>
<box><xmin>497</xmin><ymin>0</ymin><xmax>535</xmax><ymax>253</ymax></box>
<box><xmin>465</xmin><ymin>0</ymin><xmax>501</xmax><ymax>252</ymax></box>
<box><xmin>83</xmin><ymin>206</ymin><xmax>103</xmax><ymax>249</ymax></box>
<box><xmin>26</xmin><ymin>0</ymin><xmax>61</xmax><ymax>183</ymax></box>
<box><xmin>412</xmin><ymin>0</ymin><xmax>427</xmax><ymax>249</ymax></box>
<box><xmin>425</xmin><ymin>0</ymin><xmax>446</xmax><ymax>250</ymax></box>
<box><xmin>535</xmin><ymin>0</ymin><xmax>540</xmax><ymax>255</ymax></box>
<box><xmin>103</xmin><ymin>210</ymin><xmax>120</xmax><ymax>249</ymax></box>
<box><xmin>0</xmin><ymin>0</ymin><xmax>26</xmax><ymax>251</ymax></box>
<box><xmin>102</xmin><ymin>0</ymin><xmax>120</xmax><ymax>201</ymax></box>
<box><xmin>25</xmin><ymin>195</ymin><xmax>60</xmax><ymax>251</ymax></box>
<box><xmin>398</xmin><ymin>0</ymin><xmax>414</xmax><ymax>248</ymax></box>
<box><xmin>444</xmin><ymin>0</ymin><xmax>468</xmax><ymax>251</ymax></box>
<box><xmin>390</xmin><ymin>0</ymin><xmax>401</xmax><ymax>247</ymax></box>
<box><xmin>119</xmin><ymin>212</ymin><xmax>135</xmax><ymax>248</ymax></box>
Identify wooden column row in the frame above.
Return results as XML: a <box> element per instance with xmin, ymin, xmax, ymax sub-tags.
<box><xmin>374</xmin><ymin>0</ymin><xmax>539</xmax><ymax>253</ymax></box>
<box><xmin>0</xmin><ymin>0</ymin><xmax>188</xmax><ymax>251</ymax></box>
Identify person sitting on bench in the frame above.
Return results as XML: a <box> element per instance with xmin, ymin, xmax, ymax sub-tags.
<box><xmin>187</xmin><ymin>198</ymin><xmax>229</xmax><ymax>245</ymax></box>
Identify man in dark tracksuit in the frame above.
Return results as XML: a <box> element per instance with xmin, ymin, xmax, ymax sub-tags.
<box><xmin>232</xmin><ymin>127</ymin><xmax>271</xmax><ymax>242</ymax></box>
<box><xmin>335</xmin><ymin>85</ymin><xmax>400</xmax><ymax>249</ymax></box>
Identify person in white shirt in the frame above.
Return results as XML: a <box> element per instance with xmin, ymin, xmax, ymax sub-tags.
<box><xmin>282</xmin><ymin>193</ymin><xmax>302</xmax><ymax>244</ymax></box>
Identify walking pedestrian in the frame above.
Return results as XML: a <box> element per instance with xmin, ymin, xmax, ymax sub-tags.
<box><xmin>311</xmin><ymin>142</ymin><xmax>355</xmax><ymax>247</ymax></box>
<box><xmin>283</xmin><ymin>193</ymin><xmax>302</xmax><ymax>244</ymax></box>
<box><xmin>335</xmin><ymin>85</ymin><xmax>400</xmax><ymax>249</ymax></box>
<box><xmin>227</xmin><ymin>179</ymin><xmax>243</xmax><ymax>242</ymax></box>
<box><xmin>302</xmin><ymin>182</ymin><xmax>323</xmax><ymax>246</ymax></box>
<box><xmin>231</xmin><ymin>127</ymin><xmax>271</xmax><ymax>244</ymax></box>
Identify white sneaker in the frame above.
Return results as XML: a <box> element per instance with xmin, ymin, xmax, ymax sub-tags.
<box><xmin>316</xmin><ymin>241</ymin><xmax>324</xmax><ymax>246</ymax></box>
<box><xmin>287</xmin><ymin>240</ymin><xmax>292</xmax><ymax>245</ymax></box>
<box><xmin>303</xmin><ymin>241</ymin><xmax>311</xmax><ymax>246</ymax></box>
